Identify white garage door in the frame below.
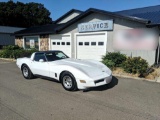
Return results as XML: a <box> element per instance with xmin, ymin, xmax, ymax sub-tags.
<box><xmin>76</xmin><ymin>32</ymin><xmax>107</xmax><ymax>61</ymax></box>
<box><xmin>50</xmin><ymin>34</ymin><xmax>71</xmax><ymax>57</ymax></box>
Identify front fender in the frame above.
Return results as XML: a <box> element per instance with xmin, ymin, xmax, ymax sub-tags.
<box><xmin>50</xmin><ymin>65</ymin><xmax>91</xmax><ymax>80</ymax></box>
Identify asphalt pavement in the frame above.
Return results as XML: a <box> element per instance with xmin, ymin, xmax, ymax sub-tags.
<box><xmin>0</xmin><ymin>60</ymin><xmax>160</xmax><ymax>120</ymax></box>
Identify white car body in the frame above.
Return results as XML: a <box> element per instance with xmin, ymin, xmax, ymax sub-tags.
<box><xmin>16</xmin><ymin>51</ymin><xmax>112</xmax><ymax>90</ymax></box>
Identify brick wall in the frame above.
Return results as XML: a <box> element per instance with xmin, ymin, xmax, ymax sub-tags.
<box><xmin>40</xmin><ymin>35</ymin><xmax>49</xmax><ymax>51</ymax></box>
<box><xmin>15</xmin><ymin>37</ymin><xmax>23</xmax><ymax>47</ymax></box>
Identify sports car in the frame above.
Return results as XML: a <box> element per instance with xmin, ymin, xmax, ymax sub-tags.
<box><xmin>16</xmin><ymin>50</ymin><xmax>112</xmax><ymax>91</ymax></box>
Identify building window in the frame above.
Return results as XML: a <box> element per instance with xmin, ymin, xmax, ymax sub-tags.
<box><xmin>66</xmin><ymin>42</ymin><xmax>70</xmax><ymax>45</ymax></box>
<box><xmin>79</xmin><ymin>42</ymin><xmax>83</xmax><ymax>45</ymax></box>
<box><xmin>57</xmin><ymin>42</ymin><xmax>60</xmax><ymax>45</ymax></box>
<box><xmin>62</xmin><ymin>42</ymin><xmax>65</xmax><ymax>45</ymax></box>
<box><xmin>24</xmin><ymin>36</ymin><xmax>39</xmax><ymax>49</ymax></box>
<box><xmin>98</xmin><ymin>42</ymin><xmax>104</xmax><ymax>46</ymax></box>
<box><xmin>91</xmin><ymin>42</ymin><xmax>96</xmax><ymax>46</ymax></box>
<box><xmin>85</xmin><ymin>42</ymin><xmax>89</xmax><ymax>46</ymax></box>
<box><xmin>52</xmin><ymin>42</ymin><xmax>56</xmax><ymax>45</ymax></box>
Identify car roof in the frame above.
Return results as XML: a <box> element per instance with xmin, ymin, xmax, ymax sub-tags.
<box><xmin>35</xmin><ymin>50</ymin><xmax>62</xmax><ymax>54</ymax></box>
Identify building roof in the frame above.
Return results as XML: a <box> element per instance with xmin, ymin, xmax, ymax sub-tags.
<box><xmin>54</xmin><ymin>9</ymin><xmax>83</xmax><ymax>24</ymax></box>
<box><xmin>115</xmin><ymin>5</ymin><xmax>160</xmax><ymax>24</ymax></box>
<box><xmin>14</xmin><ymin>23</ymin><xmax>66</xmax><ymax>36</ymax></box>
<box><xmin>14</xmin><ymin>7</ymin><xmax>155</xmax><ymax>36</ymax></box>
<box><xmin>56</xmin><ymin>8</ymin><xmax>150</xmax><ymax>32</ymax></box>
<box><xmin>0</xmin><ymin>26</ymin><xmax>24</xmax><ymax>34</ymax></box>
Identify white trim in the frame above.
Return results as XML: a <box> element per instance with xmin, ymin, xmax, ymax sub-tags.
<box><xmin>49</xmin><ymin>33</ymin><xmax>72</xmax><ymax>57</ymax></box>
<box><xmin>74</xmin><ymin>32</ymin><xmax>107</xmax><ymax>59</ymax></box>
<box><xmin>48</xmin><ymin>35</ymin><xmax>51</xmax><ymax>50</ymax></box>
<box><xmin>38</xmin><ymin>36</ymin><xmax>40</xmax><ymax>51</ymax></box>
<box><xmin>22</xmin><ymin>37</ymin><xmax>25</xmax><ymax>49</ymax></box>
<box><xmin>23</xmin><ymin>35</ymin><xmax>40</xmax><ymax>51</ymax></box>
<box><xmin>157</xmin><ymin>37</ymin><xmax>160</xmax><ymax>64</ymax></box>
<box><xmin>14</xmin><ymin>37</ymin><xmax>16</xmax><ymax>45</ymax></box>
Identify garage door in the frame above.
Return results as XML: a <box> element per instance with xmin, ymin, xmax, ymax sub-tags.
<box><xmin>50</xmin><ymin>34</ymin><xmax>71</xmax><ymax>57</ymax></box>
<box><xmin>76</xmin><ymin>32</ymin><xmax>107</xmax><ymax>61</ymax></box>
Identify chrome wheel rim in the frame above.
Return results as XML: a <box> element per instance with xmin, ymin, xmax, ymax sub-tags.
<box><xmin>63</xmin><ymin>76</ymin><xmax>72</xmax><ymax>89</ymax></box>
<box><xmin>23</xmin><ymin>67</ymin><xmax>28</xmax><ymax>77</ymax></box>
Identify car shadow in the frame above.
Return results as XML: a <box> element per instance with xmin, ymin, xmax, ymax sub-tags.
<box><xmin>84</xmin><ymin>76</ymin><xmax>118</xmax><ymax>92</ymax></box>
<box><xmin>34</xmin><ymin>75</ymin><xmax>118</xmax><ymax>92</ymax></box>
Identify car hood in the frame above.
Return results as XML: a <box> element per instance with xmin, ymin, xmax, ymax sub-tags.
<box><xmin>49</xmin><ymin>58</ymin><xmax>111</xmax><ymax>77</ymax></box>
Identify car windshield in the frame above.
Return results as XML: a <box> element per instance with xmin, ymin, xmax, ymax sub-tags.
<box><xmin>45</xmin><ymin>51</ymin><xmax>69</xmax><ymax>61</ymax></box>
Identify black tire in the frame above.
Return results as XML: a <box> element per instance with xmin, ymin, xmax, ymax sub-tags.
<box><xmin>21</xmin><ymin>65</ymin><xmax>34</xmax><ymax>79</ymax></box>
<box><xmin>61</xmin><ymin>72</ymin><xmax>77</xmax><ymax>91</ymax></box>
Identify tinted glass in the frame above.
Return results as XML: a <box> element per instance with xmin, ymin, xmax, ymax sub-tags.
<box><xmin>34</xmin><ymin>53</ymin><xmax>46</xmax><ymax>62</ymax></box>
<box><xmin>45</xmin><ymin>51</ymin><xmax>69</xmax><ymax>61</ymax></box>
<box><xmin>62</xmin><ymin>42</ymin><xmax>65</xmax><ymax>45</ymax></box>
<box><xmin>66</xmin><ymin>42</ymin><xmax>70</xmax><ymax>45</ymax></box>
<box><xmin>85</xmin><ymin>42</ymin><xmax>89</xmax><ymax>45</ymax></box>
<box><xmin>91</xmin><ymin>42</ymin><xmax>96</xmax><ymax>46</ymax></box>
<box><xmin>98</xmin><ymin>42</ymin><xmax>104</xmax><ymax>46</ymax></box>
<box><xmin>79</xmin><ymin>42</ymin><xmax>83</xmax><ymax>45</ymax></box>
<box><xmin>52</xmin><ymin>42</ymin><xmax>56</xmax><ymax>45</ymax></box>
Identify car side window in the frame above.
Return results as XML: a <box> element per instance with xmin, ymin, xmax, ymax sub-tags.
<box><xmin>34</xmin><ymin>53</ymin><xmax>46</xmax><ymax>62</ymax></box>
<box><xmin>45</xmin><ymin>52</ymin><xmax>68</xmax><ymax>61</ymax></box>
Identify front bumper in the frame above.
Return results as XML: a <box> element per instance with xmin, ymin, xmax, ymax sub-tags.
<box><xmin>76</xmin><ymin>75</ymin><xmax>112</xmax><ymax>89</ymax></box>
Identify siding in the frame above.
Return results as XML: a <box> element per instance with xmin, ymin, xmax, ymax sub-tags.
<box><xmin>0</xmin><ymin>33</ymin><xmax>15</xmax><ymax>45</ymax></box>
<box><xmin>0</xmin><ymin>26</ymin><xmax>24</xmax><ymax>46</ymax></box>
<box><xmin>58</xmin><ymin>12</ymin><xmax>81</xmax><ymax>24</ymax></box>
<box><xmin>59</xmin><ymin>13</ymin><xmax>158</xmax><ymax>65</ymax></box>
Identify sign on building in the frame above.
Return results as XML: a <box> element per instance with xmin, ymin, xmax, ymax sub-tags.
<box><xmin>78</xmin><ymin>20</ymin><xmax>113</xmax><ymax>32</ymax></box>
<box><xmin>113</xmin><ymin>29</ymin><xmax>158</xmax><ymax>50</ymax></box>
<box><xmin>30</xmin><ymin>39</ymin><xmax>35</xmax><ymax>48</ymax></box>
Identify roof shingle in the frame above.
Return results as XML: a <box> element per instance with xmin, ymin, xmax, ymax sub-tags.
<box><xmin>0</xmin><ymin>26</ymin><xmax>24</xmax><ymax>34</ymax></box>
<box><xmin>115</xmin><ymin>5</ymin><xmax>160</xmax><ymax>24</ymax></box>
<box><xmin>14</xmin><ymin>23</ymin><xmax>66</xmax><ymax>36</ymax></box>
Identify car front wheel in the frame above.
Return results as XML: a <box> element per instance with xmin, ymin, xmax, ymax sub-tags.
<box><xmin>22</xmin><ymin>65</ymin><xmax>34</xmax><ymax>79</ymax></box>
<box><xmin>61</xmin><ymin>72</ymin><xmax>77</xmax><ymax>91</ymax></box>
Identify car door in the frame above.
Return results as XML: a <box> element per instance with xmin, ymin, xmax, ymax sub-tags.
<box><xmin>31</xmin><ymin>53</ymin><xmax>49</xmax><ymax>77</ymax></box>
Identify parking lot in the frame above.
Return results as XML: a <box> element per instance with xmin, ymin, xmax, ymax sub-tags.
<box><xmin>0</xmin><ymin>60</ymin><xmax>160</xmax><ymax>120</ymax></box>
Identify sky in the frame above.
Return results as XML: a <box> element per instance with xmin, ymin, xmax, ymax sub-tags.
<box><xmin>1</xmin><ymin>0</ymin><xmax>160</xmax><ymax>21</ymax></box>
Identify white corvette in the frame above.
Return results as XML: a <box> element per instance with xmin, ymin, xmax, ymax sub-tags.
<box><xmin>16</xmin><ymin>51</ymin><xmax>112</xmax><ymax>91</ymax></box>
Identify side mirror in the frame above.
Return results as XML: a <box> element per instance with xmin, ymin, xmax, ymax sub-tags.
<box><xmin>39</xmin><ymin>59</ymin><xmax>44</xmax><ymax>62</ymax></box>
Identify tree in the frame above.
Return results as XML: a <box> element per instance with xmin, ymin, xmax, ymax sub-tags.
<box><xmin>0</xmin><ymin>1</ymin><xmax>52</xmax><ymax>27</ymax></box>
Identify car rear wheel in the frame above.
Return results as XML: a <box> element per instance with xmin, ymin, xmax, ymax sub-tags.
<box><xmin>22</xmin><ymin>65</ymin><xmax>34</xmax><ymax>79</ymax></box>
<box><xmin>61</xmin><ymin>72</ymin><xmax>77</xmax><ymax>91</ymax></box>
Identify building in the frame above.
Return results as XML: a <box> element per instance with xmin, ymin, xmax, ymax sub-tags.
<box><xmin>14</xmin><ymin>6</ymin><xmax>160</xmax><ymax>65</ymax></box>
<box><xmin>0</xmin><ymin>26</ymin><xmax>24</xmax><ymax>49</ymax></box>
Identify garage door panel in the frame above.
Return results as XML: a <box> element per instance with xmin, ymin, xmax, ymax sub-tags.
<box><xmin>76</xmin><ymin>33</ymin><xmax>106</xmax><ymax>61</ymax></box>
<box><xmin>50</xmin><ymin>35</ymin><xmax>71</xmax><ymax>57</ymax></box>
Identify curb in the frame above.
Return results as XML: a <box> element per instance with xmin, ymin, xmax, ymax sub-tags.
<box><xmin>0</xmin><ymin>58</ymin><xmax>16</xmax><ymax>62</ymax></box>
<box><xmin>113</xmin><ymin>73</ymin><xmax>157</xmax><ymax>83</ymax></box>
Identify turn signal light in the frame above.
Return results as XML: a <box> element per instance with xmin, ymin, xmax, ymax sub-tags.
<box><xmin>80</xmin><ymin>80</ymin><xmax>86</xmax><ymax>83</ymax></box>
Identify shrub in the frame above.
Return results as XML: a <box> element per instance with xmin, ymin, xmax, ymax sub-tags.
<box><xmin>3</xmin><ymin>45</ymin><xmax>23</xmax><ymax>50</ymax></box>
<box><xmin>102</xmin><ymin>52</ymin><xmax>126</xmax><ymax>69</ymax></box>
<box><xmin>122</xmin><ymin>57</ymin><xmax>148</xmax><ymax>74</ymax></box>
<box><xmin>18</xmin><ymin>48</ymin><xmax>38</xmax><ymax>58</ymax></box>
<box><xmin>0</xmin><ymin>45</ymin><xmax>38</xmax><ymax>59</ymax></box>
<box><xmin>102</xmin><ymin>59</ymin><xmax>115</xmax><ymax>70</ymax></box>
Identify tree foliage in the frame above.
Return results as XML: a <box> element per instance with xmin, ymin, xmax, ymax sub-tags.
<box><xmin>0</xmin><ymin>1</ymin><xmax>52</xmax><ymax>27</ymax></box>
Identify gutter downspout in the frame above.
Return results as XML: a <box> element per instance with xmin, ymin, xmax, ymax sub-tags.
<box><xmin>156</xmin><ymin>41</ymin><xmax>159</xmax><ymax>64</ymax></box>
<box><xmin>156</xmin><ymin>26</ymin><xmax>160</xmax><ymax>65</ymax></box>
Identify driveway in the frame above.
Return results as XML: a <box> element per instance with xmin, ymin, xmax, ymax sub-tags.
<box><xmin>0</xmin><ymin>60</ymin><xmax>160</xmax><ymax>120</ymax></box>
